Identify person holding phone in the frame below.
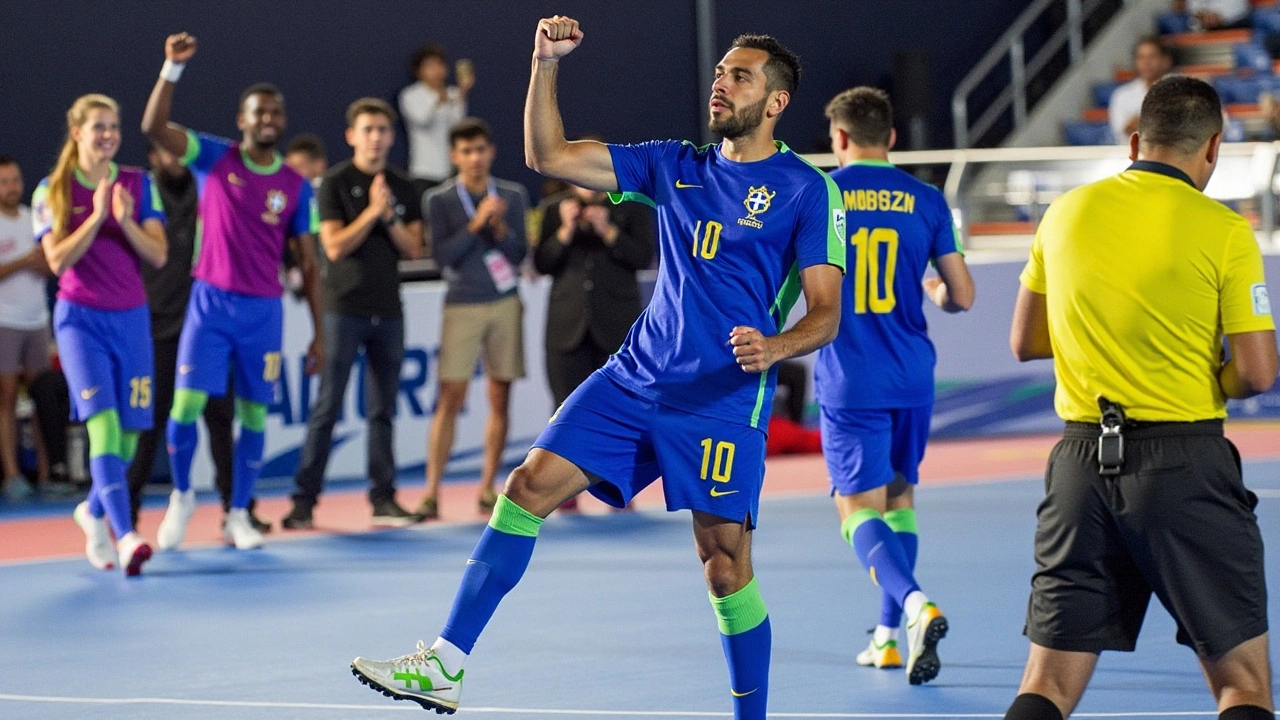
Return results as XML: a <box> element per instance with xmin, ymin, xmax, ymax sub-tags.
<box><xmin>399</xmin><ymin>44</ymin><xmax>476</xmax><ymax>202</ymax></box>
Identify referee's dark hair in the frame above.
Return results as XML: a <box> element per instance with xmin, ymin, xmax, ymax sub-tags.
<box><xmin>1137</xmin><ymin>76</ymin><xmax>1223</xmax><ymax>156</ymax></box>
<box><xmin>730</xmin><ymin>34</ymin><xmax>801</xmax><ymax>95</ymax></box>
<box><xmin>825</xmin><ymin>87</ymin><xmax>894</xmax><ymax>148</ymax></box>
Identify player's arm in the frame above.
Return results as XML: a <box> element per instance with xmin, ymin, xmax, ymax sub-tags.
<box><xmin>925</xmin><ymin>253</ymin><xmax>975</xmax><ymax>313</ymax></box>
<box><xmin>524</xmin><ymin>16</ymin><xmax>618</xmax><ymax>192</ymax></box>
<box><xmin>141</xmin><ymin>33</ymin><xmax>198</xmax><ymax>158</ymax></box>
<box><xmin>40</xmin><ymin>180</ymin><xmax>109</xmax><ymax>275</ymax></box>
<box><xmin>1010</xmin><ymin>286</ymin><xmax>1052</xmax><ymax>361</ymax></box>
<box><xmin>1220</xmin><ymin>331</ymin><xmax>1278</xmax><ymax>398</ymax></box>
<box><xmin>290</xmin><ymin>231</ymin><xmax>326</xmax><ymax>375</ymax></box>
<box><xmin>114</xmin><ymin>183</ymin><xmax>167</xmax><ymax>268</ymax></box>
<box><xmin>731</xmin><ymin>264</ymin><xmax>843</xmax><ymax>373</ymax></box>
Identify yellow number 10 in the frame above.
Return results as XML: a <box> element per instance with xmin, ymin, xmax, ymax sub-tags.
<box><xmin>850</xmin><ymin>226</ymin><xmax>899</xmax><ymax>314</ymax></box>
<box><xmin>699</xmin><ymin>438</ymin><xmax>736</xmax><ymax>483</ymax></box>
<box><xmin>263</xmin><ymin>352</ymin><xmax>282</xmax><ymax>382</ymax></box>
<box><xmin>692</xmin><ymin>220</ymin><xmax>722</xmax><ymax>260</ymax></box>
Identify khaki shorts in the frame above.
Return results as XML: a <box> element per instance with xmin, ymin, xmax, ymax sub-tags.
<box><xmin>0</xmin><ymin>326</ymin><xmax>51</xmax><ymax>376</ymax></box>
<box><xmin>438</xmin><ymin>294</ymin><xmax>525</xmax><ymax>382</ymax></box>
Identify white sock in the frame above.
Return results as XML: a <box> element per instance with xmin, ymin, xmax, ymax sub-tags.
<box><xmin>873</xmin><ymin>624</ymin><xmax>898</xmax><ymax>646</ymax></box>
<box><xmin>430</xmin><ymin>637</ymin><xmax>468</xmax><ymax>675</ymax></box>
<box><xmin>904</xmin><ymin>591</ymin><xmax>929</xmax><ymax>625</ymax></box>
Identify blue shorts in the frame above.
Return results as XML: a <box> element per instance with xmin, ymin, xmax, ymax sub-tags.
<box><xmin>174</xmin><ymin>280</ymin><xmax>283</xmax><ymax>405</ymax></box>
<box><xmin>819</xmin><ymin>405</ymin><xmax>932</xmax><ymax>496</ymax></box>
<box><xmin>534</xmin><ymin>372</ymin><xmax>768</xmax><ymax>527</ymax></box>
<box><xmin>53</xmin><ymin>300</ymin><xmax>154</xmax><ymax>430</ymax></box>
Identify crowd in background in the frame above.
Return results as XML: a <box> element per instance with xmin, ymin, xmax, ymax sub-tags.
<box><xmin>0</xmin><ymin>41</ymin><xmax>668</xmax><ymax>528</ymax></box>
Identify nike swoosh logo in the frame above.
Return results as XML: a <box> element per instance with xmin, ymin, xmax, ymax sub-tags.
<box><xmin>179</xmin><ymin>364</ymin><xmax>195</xmax><ymax>374</ymax></box>
<box><xmin>80</xmin><ymin>387</ymin><xmax>100</xmax><ymax>400</ymax></box>
<box><xmin>675</xmin><ymin>180</ymin><xmax>703</xmax><ymax>189</ymax></box>
<box><xmin>731</xmin><ymin>688</ymin><xmax>757</xmax><ymax>698</ymax></box>
<box><xmin>709</xmin><ymin>488</ymin><xmax>738</xmax><ymax>498</ymax></box>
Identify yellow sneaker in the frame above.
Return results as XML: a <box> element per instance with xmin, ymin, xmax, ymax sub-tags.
<box><xmin>855</xmin><ymin>637</ymin><xmax>903</xmax><ymax>669</ymax></box>
<box><xmin>905</xmin><ymin>602</ymin><xmax>948</xmax><ymax>685</ymax></box>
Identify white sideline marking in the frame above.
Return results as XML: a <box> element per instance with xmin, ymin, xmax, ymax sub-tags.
<box><xmin>0</xmin><ymin>693</ymin><xmax>1247</xmax><ymax>718</ymax></box>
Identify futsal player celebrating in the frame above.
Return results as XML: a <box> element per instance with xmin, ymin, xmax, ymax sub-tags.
<box><xmin>141</xmin><ymin>33</ymin><xmax>325</xmax><ymax>551</ymax></box>
<box><xmin>1006</xmin><ymin>77</ymin><xmax>1276</xmax><ymax>720</ymax></box>
<box><xmin>351</xmin><ymin>16</ymin><xmax>845</xmax><ymax>718</ymax></box>
<box><xmin>33</xmin><ymin>94</ymin><xmax>168</xmax><ymax>575</ymax></box>
<box><xmin>816</xmin><ymin>87</ymin><xmax>974</xmax><ymax>685</ymax></box>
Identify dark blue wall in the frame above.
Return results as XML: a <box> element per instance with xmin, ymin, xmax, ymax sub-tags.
<box><xmin>1</xmin><ymin>1</ymin><xmax>1024</xmax><ymax>200</ymax></box>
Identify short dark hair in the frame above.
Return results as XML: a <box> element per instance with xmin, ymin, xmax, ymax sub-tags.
<box><xmin>449</xmin><ymin>117</ymin><xmax>491</xmax><ymax>147</ymax></box>
<box><xmin>1137</xmin><ymin>75</ymin><xmax>1223</xmax><ymax>155</ymax></box>
<box><xmin>730</xmin><ymin>34</ymin><xmax>801</xmax><ymax>95</ymax></box>
<box><xmin>239</xmin><ymin>82</ymin><xmax>284</xmax><ymax>111</ymax></box>
<box><xmin>346</xmin><ymin>97</ymin><xmax>398</xmax><ymax>128</ymax></box>
<box><xmin>285</xmin><ymin>134</ymin><xmax>326</xmax><ymax>161</ymax></box>
<box><xmin>825</xmin><ymin>86</ymin><xmax>894</xmax><ymax>147</ymax></box>
<box><xmin>411</xmin><ymin>44</ymin><xmax>447</xmax><ymax>74</ymax></box>
<box><xmin>1135</xmin><ymin>34</ymin><xmax>1173</xmax><ymax>60</ymax></box>
<box><xmin>0</xmin><ymin>154</ymin><xmax>17</xmax><ymax>169</ymax></box>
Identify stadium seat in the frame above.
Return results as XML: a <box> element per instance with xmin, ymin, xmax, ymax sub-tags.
<box><xmin>1093</xmin><ymin>81</ymin><xmax>1121</xmax><ymax>107</ymax></box>
<box><xmin>1233</xmin><ymin>42</ymin><xmax>1273</xmax><ymax>74</ymax></box>
<box><xmin>1158</xmin><ymin>12</ymin><xmax>1191</xmax><ymax>35</ymax></box>
<box><xmin>1064</xmin><ymin>120</ymin><xmax>1113</xmax><ymax>146</ymax></box>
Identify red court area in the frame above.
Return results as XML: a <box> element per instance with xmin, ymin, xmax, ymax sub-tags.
<box><xmin>4</xmin><ymin>423</ymin><xmax>1278</xmax><ymax>565</ymax></box>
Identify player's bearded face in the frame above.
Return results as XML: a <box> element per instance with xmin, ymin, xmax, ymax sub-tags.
<box><xmin>708</xmin><ymin>95</ymin><xmax>767</xmax><ymax>139</ymax></box>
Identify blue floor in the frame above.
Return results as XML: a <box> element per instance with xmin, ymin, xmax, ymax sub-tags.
<box><xmin>2</xmin><ymin>460</ymin><xmax>1278</xmax><ymax>719</ymax></box>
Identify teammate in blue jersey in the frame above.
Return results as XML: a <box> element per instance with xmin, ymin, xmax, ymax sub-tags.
<box><xmin>815</xmin><ymin>87</ymin><xmax>974</xmax><ymax>685</ymax></box>
<box><xmin>351</xmin><ymin>16</ymin><xmax>845</xmax><ymax>718</ymax></box>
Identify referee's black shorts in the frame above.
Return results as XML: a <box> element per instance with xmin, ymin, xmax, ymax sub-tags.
<box><xmin>1024</xmin><ymin>420</ymin><xmax>1268</xmax><ymax>658</ymax></box>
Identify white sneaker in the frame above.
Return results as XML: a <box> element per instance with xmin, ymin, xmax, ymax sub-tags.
<box><xmin>351</xmin><ymin>641</ymin><xmax>463</xmax><ymax>714</ymax></box>
<box><xmin>117</xmin><ymin>532</ymin><xmax>152</xmax><ymax>577</ymax></box>
<box><xmin>73</xmin><ymin>501</ymin><xmax>117</xmax><ymax>570</ymax></box>
<box><xmin>156</xmin><ymin>488</ymin><xmax>196</xmax><ymax>551</ymax></box>
<box><xmin>855</xmin><ymin>636</ymin><xmax>903</xmax><ymax>669</ymax></box>
<box><xmin>905</xmin><ymin>602</ymin><xmax>948</xmax><ymax>685</ymax></box>
<box><xmin>223</xmin><ymin>508</ymin><xmax>265</xmax><ymax>550</ymax></box>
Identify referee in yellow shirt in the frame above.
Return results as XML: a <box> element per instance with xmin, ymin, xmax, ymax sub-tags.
<box><xmin>1004</xmin><ymin>76</ymin><xmax>1278</xmax><ymax>720</ymax></box>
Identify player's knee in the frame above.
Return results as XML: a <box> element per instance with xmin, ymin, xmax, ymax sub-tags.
<box><xmin>502</xmin><ymin>464</ymin><xmax>547</xmax><ymax>513</ymax></box>
<box><xmin>235</xmin><ymin>399</ymin><xmax>267</xmax><ymax>433</ymax></box>
<box><xmin>85</xmin><ymin>409</ymin><xmax>124</xmax><ymax>458</ymax></box>
<box><xmin>701</xmin><ymin>552</ymin><xmax>751</xmax><ymax>597</ymax></box>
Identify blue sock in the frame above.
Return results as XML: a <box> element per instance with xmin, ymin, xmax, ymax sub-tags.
<box><xmin>712</xmin><ymin>578</ymin><xmax>770</xmax><ymax>720</ymax></box>
<box><xmin>89</xmin><ymin>454</ymin><xmax>134</xmax><ymax>538</ymax></box>
<box><xmin>87</xmin><ymin>487</ymin><xmax>104</xmax><ymax>518</ymax></box>
<box><xmin>843</xmin><ymin>509</ymin><xmax>920</xmax><ymax>610</ymax></box>
<box><xmin>880</xmin><ymin>509</ymin><xmax>919</xmax><ymax>628</ymax></box>
<box><xmin>439</xmin><ymin>496</ymin><xmax>543</xmax><ymax>653</ymax></box>
<box><xmin>166</xmin><ymin>419</ymin><xmax>198</xmax><ymax>492</ymax></box>
<box><xmin>232</xmin><ymin>427</ymin><xmax>265</xmax><ymax>510</ymax></box>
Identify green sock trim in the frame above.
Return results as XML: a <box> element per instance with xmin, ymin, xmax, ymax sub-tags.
<box><xmin>841</xmin><ymin>508</ymin><xmax>882</xmax><ymax>545</ymax></box>
<box><xmin>170</xmin><ymin>389</ymin><xmax>208</xmax><ymax>424</ymax></box>
<box><xmin>488</xmin><ymin>495</ymin><xmax>543</xmax><ymax>537</ymax></box>
<box><xmin>235</xmin><ymin>399</ymin><xmax>267</xmax><ymax>432</ymax></box>
<box><xmin>85</xmin><ymin>410</ymin><xmax>123</xmax><ymax>458</ymax></box>
<box><xmin>120</xmin><ymin>432</ymin><xmax>139</xmax><ymax>462</ymax></box>
<box><xmin>884</xmin><ymin>508</ymin><xmax>918</xmax><ymax>534</ymax></box>
<box><xmin>710</xmin><ymin>577</ymin><xmax>769</xmax><ymax>636</ymax></box>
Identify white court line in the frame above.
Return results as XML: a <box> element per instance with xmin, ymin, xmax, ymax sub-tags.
<box><xmin>0</xmin><ymin>694</ymin><xmax>1246</xmax><ymax>718</ymax></box>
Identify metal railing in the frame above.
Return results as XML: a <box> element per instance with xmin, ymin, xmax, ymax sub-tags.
<box><xmin>952</xmin><ymin>0</ymin><xmax>1112</xmax><ymax>149</ymax></box>
<box><xmin>804</xmin><ymin>143</ymin><xmax>1280</xmax><ymax>251</ymax></box>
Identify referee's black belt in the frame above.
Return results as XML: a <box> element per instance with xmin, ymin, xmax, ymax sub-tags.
<box><xmin>1063</xmin><ymin>419</ymin><xmax>1223</xmax><ymax>441</ymax></box>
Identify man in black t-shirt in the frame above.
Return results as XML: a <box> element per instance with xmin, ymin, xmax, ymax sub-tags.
<box><xmin>282</xmin><ymin>98</ymin><xmax>424</xmax><ymax>529</ymax></box>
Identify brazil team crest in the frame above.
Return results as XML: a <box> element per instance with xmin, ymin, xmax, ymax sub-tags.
<box><xmin>262</xmin><ymin>190</ymin><xmax>288</xmax><ymax>225</ymax></box>
<box><xmin>738</xmin><ymin>185</ymin><xmax>775</xmax><ymax>229</ymax></box>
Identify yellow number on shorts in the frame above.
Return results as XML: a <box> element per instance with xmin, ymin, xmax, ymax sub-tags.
<box><xmin>850</xmin><ymin>226</ymin><xmax>899</xmax><ymax>314</ymax></box>
<box><xmin>263</xmin><ymin>352</ymin><xmax>282</xmax><ymax>382</ymax></box>
<box><xmin>699</xmin><ymin>438</ymin><xmax>736</xmax><ymax>483</ymax></box>
<box><xmin>692</xmin><ymin>220</ymin><xmax>723</xmax><ymax>260</ymax></box>
<box><xmin>129</xmin><ymin>377</ymin><xmax>152</xmax><ymax>409</ymax></box>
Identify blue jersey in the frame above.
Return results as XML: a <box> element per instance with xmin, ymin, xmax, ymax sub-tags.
<box><xmin>815</xmin><ymin>161</ymin><xmax>962</xmax><ymax>410</ymax></box>
<box><xmin>602</xmin><ymin>140</ymin><xmax>845</xmax><ymax>430</ymax></box>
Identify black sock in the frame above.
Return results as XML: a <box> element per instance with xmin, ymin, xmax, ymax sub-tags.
<box><xmin>1006</xmin><ymin>693</ymin><xmax>1064</xmax><ymax>720</ymax></box>
<box><xmin>1220</xmin><ymin>706</ymin><xmax>1274</xmax><ymax>720</ymax></box>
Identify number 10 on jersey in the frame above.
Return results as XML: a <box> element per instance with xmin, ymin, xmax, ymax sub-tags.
<box><xmin>692</xmin><ymin>220</ymin><xmax>723</xmax><ymax>260</ymax></box>
<box><xmin>850</xmin><ymin>226</ymin><xmax>899</xmax><ymax>314</ymax></box>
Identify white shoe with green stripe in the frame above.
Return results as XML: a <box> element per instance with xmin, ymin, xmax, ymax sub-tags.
<box><xmin>905</xmin><ymin>602</ymin><xmax>948</xmax><ymax>685</ymax></box>
<box><xmin>351</xmin><ymin>641</ymin><xmax>463</xmax><ymax>714</ymax></box>
<box><xmin>855</xmin><ymin>636</ymin><xmax>903</xmax><ymax>669</ymax></box>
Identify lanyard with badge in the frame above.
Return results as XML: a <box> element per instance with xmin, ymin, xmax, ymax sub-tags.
<box><xmin>457</xmin><ymin>180</ymin><xmax>518</xmax><ymax>293</ymax></box>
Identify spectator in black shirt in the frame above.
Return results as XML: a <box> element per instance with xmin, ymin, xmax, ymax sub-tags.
<box><xmin>282</xmin><ymin>98</ymin><xmax>423</xmax><ymax>529</ymax></box>
<box><xmin>534</xmin><ymin>182</ymin><xmax>654</xmax><ymax>408</ymax></box>
<box><xmin>127</xmin><ymin>144</ymin><xmax>245</xmax><ymax>530</ymax></box>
